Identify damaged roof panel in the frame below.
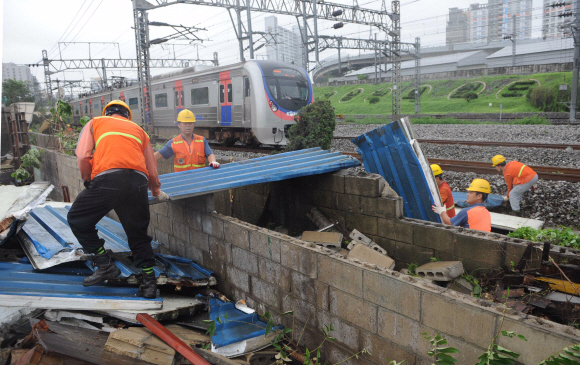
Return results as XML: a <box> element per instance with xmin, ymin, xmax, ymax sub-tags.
<box><xmin>150</xmin><ymin>148</ymin><xmax>360</xmax><ymax>202</ymax></box>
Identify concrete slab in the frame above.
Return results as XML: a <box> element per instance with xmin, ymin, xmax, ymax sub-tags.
<box><xmin>347</xmin><ymin>243</ymin><xmax>395</xmax><ymax>270</ymax></box>
<box><xmin>301</xmin><ymin>231</ymin><xmax>343</xmax><ymax>248</ymax></box>
<box><xmin>454</xmin><ymin>207</ymin><xmax>544</xmax><ymax>231</ymax></box>
<box><xmin>0</xmin><ymin>185</ymin><xmax>27</xmax><ymax>218</ymax></box>
<box><xmin>416</xmin><ymin>261</ymin><xmax>464</xmax><ymax>281</ymax></box>
<box><xmin>348</xmin><ymin>229</ymin><xmax>388</xmax><ymax>255</ymax></box>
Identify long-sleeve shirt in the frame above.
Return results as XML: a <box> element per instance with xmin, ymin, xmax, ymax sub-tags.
<box><xmin>75</xmin><ymin>119</ymin><xmax>161</xmax><ymax>196</ymax></box>
<box><xmin>503</xmin><ymin>161</ymin><xmax>536</xmax><ymax>198</ymax></box>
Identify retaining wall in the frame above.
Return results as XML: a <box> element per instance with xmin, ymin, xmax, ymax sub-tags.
<box><xmin>38</xmin><ymin>149</ymin><xmax>580</xmax><ymax>364</ymax></box>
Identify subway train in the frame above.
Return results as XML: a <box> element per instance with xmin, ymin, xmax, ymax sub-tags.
<box><xmin>71</xmin><ymin>60</ymin><xmax>314</xmax><ymax>146</ymax></box>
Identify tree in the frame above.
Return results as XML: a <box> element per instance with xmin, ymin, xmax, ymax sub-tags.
<box><xmin>285</xmin><ymin>100</ymin><xmax>336</xmax><ymax>151</ymax></box>
<box><xmin>357</xmin><ymin>74</ymin><xmax>368</xmax><ymax>81</ymax></box>
<box><xmin>2</xmin><ymin>79</ymin><xmax>35</xmax><ymax>105</ymax></box>
<box><xmin>464</xmin><ymin>92</ymin><xmax>478</xmax><ymax>103</ymax></box>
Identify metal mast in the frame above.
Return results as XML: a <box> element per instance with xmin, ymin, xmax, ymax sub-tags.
<box><xmin>571</xmin><ymin>0</ymin><xmax>580</xmax><ymax>123</ymax></box>
<box><xmin>414</xmin><ymin>37</ymin><xmax>421</xmax><ymax>114</ymax></box>
<box><xmin>42</xmin><ymin>50</ymin><xmax>53</xmax><ymax>105</ymax></box>
<box><xmin>133</xmin><ymin>0</ymin><xmax>153</xmax><ymax>128</ymax></box>
<box><xmin>391</xmin><ymin>0</ymin><xmax>401</xmax><ymax>120</ymax></box>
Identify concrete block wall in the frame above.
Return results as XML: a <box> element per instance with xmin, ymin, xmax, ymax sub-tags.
<box><xmin>37</xmin><ymin>148</ymin><xmax>84</xmax><ymax>202</ymax></box>
<box><xmin>148</xmin><ymin>195</ymin><xmax>580</xmax><ymax>364</ymax></box>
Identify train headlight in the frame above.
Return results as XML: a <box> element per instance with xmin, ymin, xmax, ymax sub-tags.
<box><xmin>269</xmin><ymin>100</ymin><xmax>278</xmax><ymax>112</ymax></box>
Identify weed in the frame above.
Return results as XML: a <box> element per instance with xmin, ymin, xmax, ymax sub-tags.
<box><xmin>407</xmin><ymin>263</ymin><xmax>419</xmax><ymax>276</ymax></box>
<box><xmin>508</xmin><ymin>226</ymin><xmax>580</xmax><ymax>249</ymax></box>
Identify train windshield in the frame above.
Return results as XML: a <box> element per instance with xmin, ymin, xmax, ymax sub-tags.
<box><xmin>265</xmin><ymin>68</ymin><xmax>309</xmax><ymax>111</ymax></box>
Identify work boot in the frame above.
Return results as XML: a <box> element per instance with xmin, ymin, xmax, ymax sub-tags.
<box><xmin>83</xmin><ymin>252</ymin><xmax>121</xmax><ymax>287</ymax></box>
<box><xmin>139</xmin><ymin>272</ymin><xmax>157</xmax><ymax>299</ymax></box>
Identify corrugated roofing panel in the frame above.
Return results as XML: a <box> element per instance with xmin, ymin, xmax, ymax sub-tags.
<box><xmin>487</xmin><ymin>38</ymin><xmax>573</xmax><ymax>58</ymax></box>
<box><xmin>0</xmin><ymin>261</ymin><xmax>162</xmax><ymax>310</ymax></box>
<box><xmin>352</xmin><ymin>121</ymin><xmax>441</xmax><ymax>222</ymax></box>
<box><xmin>149</xmin><ymin>148</ymin><xmax>360</xmax><ymax>202</ymax></box>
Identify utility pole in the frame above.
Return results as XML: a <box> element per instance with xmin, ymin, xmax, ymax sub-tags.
<box><xmin>236</xmin><ymin>0</ymin><xmax>245</xmax><ymax>62</ymax></box>
<box><xmin>512</xmin><ymin>15</ymin><xmax>516</xmax><ymax>67</ymax></box>
<box><xmin>101</xmin><ymin>58</ymin><xmax>108</xmax><ymax>89</ymax></box>
<box><xmin>337</xmin><ymin>37</ymin><xmax>342</xmax><ymax>75</ymax></box>
<box><xmin>313</xmin><ymin>0</ymin><xmax>319</xmax><ymax>63</ymax></box>
<box><xmin>246</xmin><ymin>0</ymin><xmax>254</xmax><ymax>59</ymax></box>
<box><xmin>571</xmin><ymin>0</ymin><xmax>580</xmax><ymax>123</ymax></box>
<box><xmin>391</xmin><ymin>0</ymin><xmax>401</xmax><ymax>120</ymax></box>
<box><xmin>42</xmin><ymin>50</ymin><xmax>53</xmax><ymax>106</ymax></box>
<box><xmin>414</xmin><ymin>37</ymin><xmax>421</xmax><ymax>114</ymax></box>
<box><xmin>133</xmin><ymin>0</ymin><xmax>153</xmax><ymax>128</ymax></box>
<box><xmin>374</xmin><ymin>33</ymin><xmax>378</xmax><ymax>84</ymax></box>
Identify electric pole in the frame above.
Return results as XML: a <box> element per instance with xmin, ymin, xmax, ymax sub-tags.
<box><xmin>414</xmin><ymin>37</ymin><xmax>421</xmax><ymax>114</ymax></box>
<box><xmin>42</xmin><ymin>50</ymin><xmax>53</xmax><ymax>106</ymax></box>
<box><xmin>512</xmin><ymin>15</ymin><xmax>516</xmax><ymax>67</ymax></box>
<box><xmin>571</xmin><ymin>0</ymin><xmax>580</xmax><ymax>123</ymax></box>
<box><xmin>391</xmin><ymin>0</ymin><xmax>401</xmax><ymax>120</ymax></box>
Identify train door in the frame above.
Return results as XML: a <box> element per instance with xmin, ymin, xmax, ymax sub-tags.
<box><xmin>174</xmin><ymin>80</ymin><xmax>184</xmax><ymax>120</ymax></box>
<box><xmin>219</xmin><ymin>71</ymin><xmax>232</xmax><ymax>126</ymax></box>
<box><xmin>243</xmin><ymin>76</ymin><xmax>251</xmax><ymax>123</ymax></box>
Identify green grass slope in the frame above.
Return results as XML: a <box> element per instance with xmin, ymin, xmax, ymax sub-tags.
<box><xmin>313</xmin><ymin>72</ymin><xmax>573</xmax><ymax>115</ymax></box>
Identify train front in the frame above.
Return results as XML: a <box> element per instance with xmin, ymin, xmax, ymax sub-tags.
<box><xmin>250</xmin><ymin>61</ymin><xmax>313</xmax><ymax>146</ymax></box>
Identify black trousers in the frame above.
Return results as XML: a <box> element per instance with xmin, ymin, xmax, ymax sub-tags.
<box><xmin>67</xmin><ymin>170</ymin><xmax>155</xmax><ymax>269</ymax></box>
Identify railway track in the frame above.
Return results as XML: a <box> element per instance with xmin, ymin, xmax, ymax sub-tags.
<box><xmin>333</xmin><ymin>136</ymin><xmax>580</xmax><ymax>150</ymax></box>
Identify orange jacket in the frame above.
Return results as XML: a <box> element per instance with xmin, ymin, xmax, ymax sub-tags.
<box><xmin>503</xmin><ymin>161</ymin><xmax>537</xmax><ymax>197</ymax></box>
<box><xmin>438</xmin><ymin>181</ymin><xmax>456</xmax><ymax>218</ymax></box>
<box><xmin>466</xmin><ymin>205</ymin><xmax>491</xmax><ymax>232</ymax></box>
<box><xmin>75</xmin><ymin>116</ymin><xmax>161</xmax><ymax>196</ymax></box>
<box><xmin>172</xmin><ymin>134</ymin><xmax>207</xmax><ymax>172</ymax></box>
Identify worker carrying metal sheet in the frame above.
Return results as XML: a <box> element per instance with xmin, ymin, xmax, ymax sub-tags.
<box><xmin>432</xmin><ymin>178</ymin><xmax>492</xmax><ymax>232</ymax></box>
<box><xmin>67</xmin><ymin>100</ymin><xmax>168</xmax><ymax>298</ymax></box>
<box><xmin>154</xmin><ymin>109</ymin><xmax>220</xmax><ymax>171</ymax></box>
<box><xmin>492</xmin><ymin>155</ymin><xmax>538</xmax><ymax>216</ymax></box>
<box><xmin>430</xmin><ymin>164</ymin><xmax>456</xmax><ymax>218</ymax></box>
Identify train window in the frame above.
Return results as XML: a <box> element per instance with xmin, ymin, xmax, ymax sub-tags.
<box><xmin>75</xmin><ymin>106</ymin><xmax>79</xmax><ymax>115</ymax></box>
<box><xmin>129</xmin><ymin>98</ymin><xmax>138</xmax><ymax>107</ymax></box>
<box><xmin>227</xmin><ymin>84</ymin><xmax>232</xmax><ymax>103</ymax></box>
<box><xmin>181</xmin><ymin>90</ymin><xmax>184</xmax><ymax>106</ymax></box>
<box><xmin>244</xmin><ymin>77</ymin><xmax>250</xmax><ymax>97</ymax></box>
<box><xmin>175</xmin><ymin>91</ymin><xmax>179</xmax><ymax>107</ymax></box>
<box><xmin>155</xmin><ymin>93</ymin><xmax>168</xmax><ymax>108</ymax></box>
<box><xmin>85</xmin><ymin>105</ymin><xmax>88</xmax><ymax>114</ymax></box>
<box><xmin>191</xmin><ymin>87</ymin><xmax>209</xmax><ymax>105</ymax></box>
<box><xmin>219</xmin><ymin>85</ymin><xmax>225</xmax><ymax>103</ymax></box>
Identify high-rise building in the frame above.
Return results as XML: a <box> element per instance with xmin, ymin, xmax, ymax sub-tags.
<box><xmin>2</xmin><ymin>63</ymin><xmax>34</xmax><ymax>84</ymax></box>
<box><xmin>446</xmin><ymin>8</ymin><xmax>470</xmax><ymax>46</ymax></box>
<box><xmin>264</xmin><ymin>16</ymin><xmax>303</xmax><ymax>65</ymax></box>
<box><xmin>487</xmin><ymin>0</ymin><xmax>532</xmax><ymax>42</ymax></box>
<box><xmin>469</xmin><ymin>4</ymin><xmax>489</xmax><ymax>44</ymax></box>
<box><xmin>543</xmin><ymin>0</ymin><xmax>574</xmax><ymax>39</ymax></box>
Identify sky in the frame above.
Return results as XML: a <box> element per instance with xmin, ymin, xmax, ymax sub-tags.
<box><xmin>1</xmin><ymin>0</ymin><xmax>544</xmax><ymax>91</ymax></box>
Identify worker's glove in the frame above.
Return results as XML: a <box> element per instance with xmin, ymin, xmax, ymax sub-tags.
<box><xmin>502</xmin><ymin>195</ymin><xmax>508</xmax><ymax>202</ymax></box>
<box><xmin>209</xmin><ymin>161</ymin><xmax>220</xmax><ymax>169</ymax></box>
<box><xmin>432</xmin><ymin>204</ymin><xmax>445</xmax><ymax>215</ymax></box>
<box><xmin>154</xmin><ymin>191</ymin><xmax>169</xmax><ymax>203</ymax></box>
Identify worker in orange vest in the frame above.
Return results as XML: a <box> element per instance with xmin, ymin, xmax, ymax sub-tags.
<box><xmin>67</xmin><ymin>100</ymin><xmax>168</xmax><ymax>298</ymax></box>
<box><xmin>430</xmin><ymin>164</ymin><xmax>456</xmax><ymax>218</ymax></box>
<box><xmin>154</xmin><ymin>109</ymin><xmax>219</xmax><ymax>171</ymax></box>
<box><xmin>432</xmin><ymin>179</ymin><xmax>491</xmax><ymax>232</ymax></box>
<box><xmin>492</xmin><ymin>155</ymin><xmax>538</xmax><ymax>216</ymax></box>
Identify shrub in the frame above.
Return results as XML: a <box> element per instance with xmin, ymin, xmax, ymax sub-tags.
<box><xmin>368</xmin><ymin>96</ymin><xmax>380</xmax><ymax>104</ymax></box>
<box><xmin>340</xmin><ymin>89</ymin><xmax>362</xmax><ymax>102</ymax></box>
<box><xmin>501</xmin><ymin>91</ymin><xmax>522</xmax><ymax>98</ymax></box>
<box><xmin>286</xmin><ymin>100</ymin><xmax>336</xmax><ymax>151</ymax></box>
<box><xmin>450</xmin><ymin>82</ymin><xmax>481</xmax><ymax>98</ymax></box>
<box><xmin>527</xmin><ymin>85</ymin><xmax>560</xmax><ymax>112</ymax></box>
<box><xmin>464</xmin><ymin>92</ymin><xmax>478</xmax><ymax>102</ymax></box>
<box><xmin>357</xmin><ymin>74</ymin><xmax>368</xmax><ymax>80</ymax></box>
<box><xmin>402</xmin><ymin>86</ymin><xmax>427</xmax><ymax>100</ymax></box>
<box><xmin>372</xmin><ymin>88</ymin><xmax>390</xmax><ymax>97</ymax></box>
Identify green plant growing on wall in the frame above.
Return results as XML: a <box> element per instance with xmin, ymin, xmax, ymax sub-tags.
<box><xmin>286</xmin><ymin>100</ymin><xmax>336</xmax><ymax>151</ymax></box>
<box><xmin>508</xmin><ymin>226</ymin><xmax>580</xmax><ymax>249</ymax></box>
<box><xmin>11</xmin><ymin>149</ymin><xmax>42</xmax><ymax>185</ymax></box>
<box><xmin>422</xmin><ymin>332</ymin><xmax>459</xmax><ymax>364</ymax></box>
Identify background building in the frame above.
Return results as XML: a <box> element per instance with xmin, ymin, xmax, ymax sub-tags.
<box><xmin>264</xmin><ymin>16</ymin><xmax>303</xmax><ymax>65</ymax></box>
<box><xmin>2</xmin><ymin>63</ymin><xmax>34</xmax><ymax>84</ymax></box>
<box><xmin>469</xmin><ymin>4</ymin><xmax>489</xmax><ymax>44</ymax></box>
<box><xmin>543</xmin><ymin>0</ymin><xmax>574</xmax><ymax>39</ymax></box>
<box><xmin>446</xmin><ymin>8</ymin><xmax>470</xmax><ymax>46</ymax></box>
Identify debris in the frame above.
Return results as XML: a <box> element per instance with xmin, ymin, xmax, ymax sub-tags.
<box><xmin>416</xmin><ymin>261</ymin><xmax>464</xmax><ymax>281</ymax></box>
<box><xmin>97</xmin><ymin>296</ymin><xmax>205</xmax><ymax>324</ymax></box>
<box><xmin>535</xmin><ymin>277</ymin><xmax>580</xmax><ymax>296</ymax></box>
<box><xmin>235</xmin><ymin>300</ymin><xmax>255</xmax><ymax>314</ymax></box>
<box><xmin>301</xmin><ymin>231</ymin><xmax>343</xmax><ymax>248</ymax></box>
<box><xmin>545</xmin><ymin>291</ymin><xmax>580</xmax><ymax>304</ymax></box>
<box><xmin>347</xmin><ymin>244</ymin><xmax>395</xmax><ymax>270</ymax></box>
<box><xmin>105</xmin><ymin>327</ymin><xmax>176</xmax><ymax>365</ymax></box>
<box><xmin>164</xmin><ymin>324</ymin><xmax>210</xmax><ymax>348</ymax></box>
<box><xmin>446</xmin><ymin>278</ymin><xmax>473</xmax><ymax>295</ymax></box>
<box><xmin>347</xmin><ymin>229</ymin><xmax>387</xmax><ymax>255</ymax></box>
<box><xmin>307</xmin><ymin>207</ymin><xmax>335</xmax><ymax>231</ymax></box>
<box><xmin>44</xmin><ymin>310</ymin><xmax>104</xmax><ymax>324</ymax></box>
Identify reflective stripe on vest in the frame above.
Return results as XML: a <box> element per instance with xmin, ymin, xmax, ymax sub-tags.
<box><xmin>96</xmin><ymin>131</ymin><xmax>143</xmax><ymax>148</ymax></box>
<box><xmin>518</xmin><ymin>165</ymin><xmax>527</xmax><ymax>177</ymax></box>
<box><xmin>173</xmin><ymin>140</ymin><xmax>183</xmax><ymax>144</ymax></box>
<box><xmin>173</xmin><ymin>163</ymin><xmax>205</xmax><ymax>168</ymax></box>
<box><xmin>446</xmin><ymin>205</ymin><xmax>455</xmax><ymax>211</ymax></box>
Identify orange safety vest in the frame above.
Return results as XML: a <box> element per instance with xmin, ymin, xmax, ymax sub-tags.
<box><xmin>439</xmin><ymin>181</ymin><xmax>456</xmax><ymax>218</ymax></box>
<box><xmin>90</xmin><ymin>116</ymin><xmax>150</xmax><ymax>180</ymax></box>
<box><xmin>172</xmin><ymin>134</ymin><xmax>206</xmax><ymax>172</ymax></box>
<box><xmin>466</xmin><ymin>206</ymin><xmax>492</xmax><ymax>232</ymax></box>
<box><xmin>504</xmin><ymin>161</ymin><xmax>536</xmax><ymax>186</ymax></box>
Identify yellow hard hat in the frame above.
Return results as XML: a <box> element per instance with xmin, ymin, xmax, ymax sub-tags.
<box><xmin>466</xmin><ymin>178</ymin><xmax>491</xmax><ymax>194</ymax></box>
<box><xmin>177</xmin><ymin>109</ymin><xmax>196</xmax><ymax>123</ymax></box>
<box><xmin>492</xmin><ymin>154</ymin><xmax>506</xmax><ymax>167</ymax></box>
<box><xmin>430</xmin><ymin>164</ymin><xmax>443</xmax><ymax>176</ymax></box>
<box><xmin>102</xmin><ymin>99</ymin><xmax>132</xmax><ymax>121</ymax></box>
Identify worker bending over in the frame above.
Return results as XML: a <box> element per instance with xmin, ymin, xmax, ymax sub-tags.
<box><xmin>492</xmin><ymin>155</ymin><xmax>538</xmax><ymax>216</ymax></box>
<box><xmin>67</xmin><ymin>100</ymin><xmax>168</xmax><ymax>298</ymax></box>
<box><xmin>432</xmin><ymin>178</ymin><xmax>491</xmax><ymax>232</ymax></box>
<box><xmin>430</xmin><ymin>164</ymin><xmax>456</xmax><ymax>218</ymax></box>
<box><xmin>154</xmin><ymin>109</ymin><xmax>220</xmax><ymax>171</ymax></box>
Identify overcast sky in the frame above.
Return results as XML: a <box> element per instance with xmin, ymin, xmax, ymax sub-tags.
<box><xmin>2</xmin><ymin>0</ymin><xmax>544</xmax><ymax>87</ymax></box>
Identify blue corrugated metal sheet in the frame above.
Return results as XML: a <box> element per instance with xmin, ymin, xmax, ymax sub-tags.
<box><xmin>149</xmin><ymin>148</ymin><xmax>360</xmax><ymax>202</ymax></box>
<box><xmin>0</xmin><ymin>261</ymin><xmax>162</xmax><ymax>310</ymax></box>
<box><xmin>352</xmin><ymin>123</ymin><xmax>441</xmax><ymax>222</ymax></box>
<box><xmin>453</xmin><ymin>192</ymin><xmax>504</xmax><ymax>209</ymax></box>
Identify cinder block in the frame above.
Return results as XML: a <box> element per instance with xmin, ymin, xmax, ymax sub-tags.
<box><xmin>205</xmin><ymin>194</ymin><xmax>215</xmax><ymax>212</ymax></box>
<box><xmin>315</xmin><ymin>280</ymin><xmax>329</xmax><ymax>311</ymax></box>
<box><xmin>344</xmin><ymin>173</ymin><xmax>384</xmax><ymax>197</ymax></box>
<box><xmin>348</xmin><ymin>229</ymin><xmax>388</xmax><ymax>255</ymax></box>
<box><xmin>251</xmin><ymin>276</ymin><xmax>281</xmax><ymax>310</ymax></box>
<box><xmin>232</xmin><ymin>246</ymin><xmax>258</xmax><ymax>275</ymax></box>
<box><xmin>249</xmin><ymin>230</ymin><xmax>281</xmax><ymax>263</ymax></box>
<box><xmin>258</xmin><ymin>258</ymin><xmax>291</xmax><ymax>292</ymax></box>
<box><xmin>226</xmin><ymin>265</ymin><xmax>249</xmax><ymax>292</ymax></box>
<box><xmin>301</xmin><ymin>231</ymin><xmax>343</xmax><ymax>248</ymax></box>
<box><xmin>345</xmin><ymin>214</ymin><xmax>378</xmax><ymax>236</ymax></box>
<box><xmin>291</xmin><ymin>271</ymin><xmax>317</xmax><ymax>303</ymax></box>
<box><xmin>186</xmin><ymin>196</ymin><xmax>207</xmax><ymax>212</ymax></box>
<box><xmin>186</xmin><ymin>209</ymin><xmax>202</xmax><ymax>231</ymax></box>
<box><xmin>376</xmin><ymin>306</ymin><xmax>423</xmax><ymax>353</ymax></box>
<box><xmin>202</xmin><ymin>214</ymin><xmax>224</xmax><ymax>239</ymax></box>
<box><xmin>157</xmin><ymin>215</ymin><xmax>172</xmax><ymax>235</ymax></box>
<box><xmin>281</xmin><ymin>297</ymin><xmax>317</xmax><ymax>326</ymax></box>
<box><xmin>185</xmin><ymin>243</ymin><xmax>204</xmax><ymax>264</ymax></box>
<box><xmin>189</xmin><ymin>229</ymin><xmax>209</xmax><ymax>252</ymax></box>
<box><xmin>331</xmin><ymin>192</ymin><xmax>360</xmax><ymax>214</ymax></box>
<box><xmin>329</xmin><ymin>288</ymin><xmax>377</xmax><ymax>333</ymax></box>
<box><xmin>394</xmin><ymin>241</ymin><xmax>434</xmax><ymax>267</ymax></box>
<box><xmin>308</xmin><ymin>189</ymin><xmax>332</xmax><ymax>209</ymax></box>
<box><xmin>317</xmin><ymin>172</ymin><xmax>345</xmax><ymax>193</ymax></box>
<box><xmin>377</xmin><ymin>218</ymin><xmax>414</xmax><ymax>244</ymax></box>
<box><xmin>281</xmin><ymin>241</ymin><xmax>317</xmax><ymax>277</ymax></box>
<box><xmin>317</xmin><ymin>310</ymin><xmax>360</xmax><ymax>352</ymax></box>
<box><xmin>421</xmin><ymin>292</ymin><xmax>496</xmax><ymax>348</ymax></box>
<box><xmin>325</xmin><ymin>343</ymin><xmax>373</xmax><ymax>365</ymax></box>
<box><xmin>453</xmin><ymin>234</ymin><xmax>504</xmax><ymax>266</ymax></box>
<box><xmin>168</xmin><ymin>203</ymin><xmax>185</xmax><ymax>223</ymax></box>
<box><xmin>169</xmin><ymin>236</ymin><xmax>187</xmax><ymax>257</ymax></box>
<box><xmin>416</xmin><ymin>261</ymin><xmax>464</xmax><ymax>281</ymax></box>
<box><xmin>360</xmin><ymin>331</ymin><xmax>416</xmax><ymax>365</ymax></box>
<box><xmin>156</xmin><ymin>230</ymin><xmax>169</xmax><ymax>247</ymax></box>
<box><xmin>412</xmin><ymin>222</ymin><xmax>455</xmax><ymax>253</ymax></box>
<box><xmin>359</xmin><ymin>196</ymin><xmax>400</xmax><ymax>219</ymax></box>
<box><xmin>172</xmin><ymin>221</ymin><xmax>189</xmax><ymax>243</ymax></box>
<box><xmin>223</xmin><ymin>219</ymin><xmax>251</xmax><ymax>250</ymax></box>
<box><xmin>317</xmin><ymin>255</ymin><xmax>363</xmax><ymax>297</ymax></box>
<box><xmin>363</xmin><ymin>271</ymin><xmax>421</xmax><ymax>321</ymax></box>
<box><xmin>347</xmin><ymin>244</ymin><xmax>395</xmax><ymax>270</ymax></box>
